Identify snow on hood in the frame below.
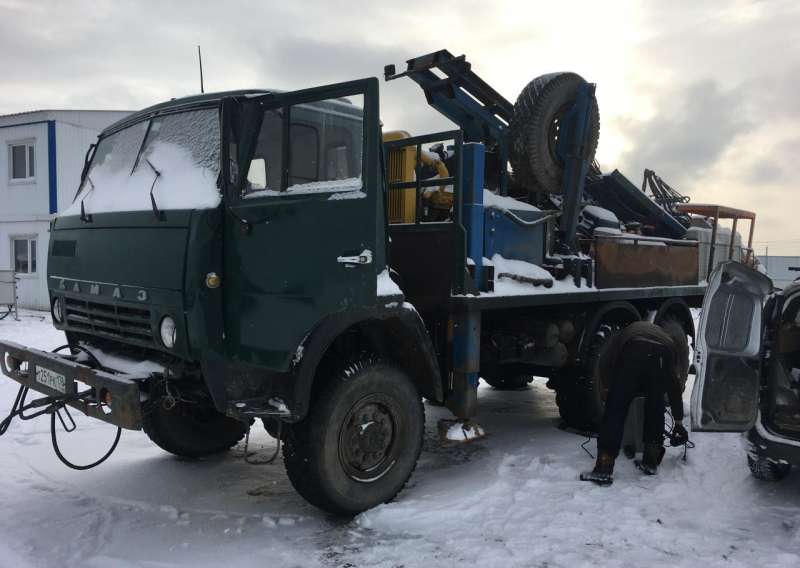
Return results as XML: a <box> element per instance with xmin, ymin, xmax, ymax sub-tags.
<box><xmin>61</xmin><ymin>141</ymin><xmax>220</xmax><ymax>217</ymax></box>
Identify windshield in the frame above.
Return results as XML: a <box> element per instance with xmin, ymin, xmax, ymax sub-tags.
<box><xmin>62</xmin><ymin>107</ymin><xmax>221</xmax><ymax>216</ymax></box>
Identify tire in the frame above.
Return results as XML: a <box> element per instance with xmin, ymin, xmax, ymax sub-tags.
<box><xmin>554</xmin><ymin>308</ymin><xmax>639</xmax><ymax>432</ymax></box>
<box><xmin>554</xmin><ymin>367</ymin><xmax>592</xmax><ymax>430</ymax></box>
<box><xmin>659</xmin><ymin>317</ymin><xmax>691</xmax><ymax>393</ymax></box>
<box><xmin>510</xmin><ymin>72</ymin><xmax>600</xmax><ymax>194</ymax></box>
<box><xmin>283</xmin><ymin>357</ymin><xmax>424</xmax><ymax>516</ymax></box>
<box><xmin>556</xmin><ymin>323</ymin><xmax>622</xmax><ymax>432</ymax></box>
<box><xmin>482</xmin><ymin>369</ymin><xmax>533</xmax><ymax>390</ymax></box>
<box><xmin>555</xmin><ymin>365</ymin><xmax>603</xmax><ymax>432</ymax></box>
<box><xmin>557</xmin><ymin>317</ymin><xmax>690</xmax><ymax>432</ymax></box>
<box><xmin>748</xmin><ymin>455</ymin><xmax>792</xmax><ymax>481</ymax></box>
<box><xmin>142</xmin><ymin>389</ymin><xmax>247</xmax><ymax>459</ymax></box>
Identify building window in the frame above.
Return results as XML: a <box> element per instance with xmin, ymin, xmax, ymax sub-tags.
<box><xmin>12</xmin><ymin>237</ymin><xmax>37</xmax><ymax>274</ymax></box>
<box><xmin>9</xmin><ymin>141</ymin><xmax>35</xmax><ymax>181</ymax></box>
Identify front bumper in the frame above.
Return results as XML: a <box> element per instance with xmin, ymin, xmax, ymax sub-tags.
<box><xmin>0</xmin><ymin>340</ymin><xmax>147</xmax><ymax>430</ymax></box>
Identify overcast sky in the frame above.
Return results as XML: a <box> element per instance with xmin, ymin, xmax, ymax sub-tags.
<box><xmin>2</xmin><ymin>0</ymin><xmax>798</xmax><ymax>254</ymax></box>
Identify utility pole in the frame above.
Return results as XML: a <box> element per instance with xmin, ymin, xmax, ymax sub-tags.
<box><xmin>198</xmin><ymin>45</ymin><xmax>205</xmax><ymax>94</ymax></box>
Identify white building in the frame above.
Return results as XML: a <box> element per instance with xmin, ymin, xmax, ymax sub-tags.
<box><xmin>758</xmin><ymin>255</ymin><xmax>800</xmax><ymax>289</ymax></box>
<box><xmin>1</xmin><ymin>109</ymin><xmax>131</xmax><ymax>309</ymax></box>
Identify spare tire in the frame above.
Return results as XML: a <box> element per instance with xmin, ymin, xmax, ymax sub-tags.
<box><xmin>510</xmin><ymin>72</ymin><xmax>600</xmax><ymax>194</ymax></box>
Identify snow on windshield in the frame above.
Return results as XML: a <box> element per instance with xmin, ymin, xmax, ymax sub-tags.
<box><xmin>61</xmin><ymin>108</ymin><xmax>221</xmax><ymax>216</ymax></box>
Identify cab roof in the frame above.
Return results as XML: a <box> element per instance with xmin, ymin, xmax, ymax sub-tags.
<box><xmin>102</xmin><ymin>86</ymin><xmax>362</xmax><ymax>138</ymax></box>
<box><xmin>102</xmin><ymin>89</ymin><xmax>271</xmax><ymax>136</ymax></box>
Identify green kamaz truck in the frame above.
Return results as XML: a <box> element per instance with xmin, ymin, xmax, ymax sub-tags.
<box><xmin>0</xmin><ymin>51</ymin><xmax>755</xmax><ymax>514</ymax></box>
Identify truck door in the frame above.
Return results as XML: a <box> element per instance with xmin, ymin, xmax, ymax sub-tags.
<box><xmin>222</xmin><ymin>79</ymin><xmax>383</xmax><ymax>370</ymax></box>
<box><xmin>690</xmin><ymin>261</ymin><xmax>773</xmax><ymax>432</ymax></box>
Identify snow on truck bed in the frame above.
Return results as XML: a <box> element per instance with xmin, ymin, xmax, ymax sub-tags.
<box><xmin>489</xmin><ymin>254</ymin><xmax>595</xmax><ymax>296</ymax></box>
<box><xmin>483</xmin><ymin>189</ymin><xmax>541</xmax><ymax>212</ymax></box>
<box><xmin>1</xmin><ymin>312</ymin><xmax>799</xmax><ymax>567</ymax></box>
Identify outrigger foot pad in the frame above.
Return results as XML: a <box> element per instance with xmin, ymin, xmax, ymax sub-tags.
<box><xmin>438</xmin><ymin>419</ymin><xmax>486</xmax><ymax>443</ymax></box>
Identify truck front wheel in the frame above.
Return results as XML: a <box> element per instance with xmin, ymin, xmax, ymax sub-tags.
<box><xmin>283</xmin><ymin>357</ymin><xmax>424</xmax><ymax>516</ymax></box>
<box><xmin>142</xmin><ymin>387</ymin><xmax>247</xmax><ymax>458</ymax></box>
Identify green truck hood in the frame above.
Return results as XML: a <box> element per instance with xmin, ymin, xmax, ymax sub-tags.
<box><xmin>47</xmin><ymin>210</ymin><xmax>217</xmax><ymax>360</ymax></box>
<box><xmin>49</xmin><ymin>211</ymin><xmax>193</xmax><ymax>292</ymax></box>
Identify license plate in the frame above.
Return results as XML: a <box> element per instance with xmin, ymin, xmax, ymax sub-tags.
<box><xmin>35</xmin><ymin>366</ymin><xmax>66</xmax><ymax>393</ymax></box>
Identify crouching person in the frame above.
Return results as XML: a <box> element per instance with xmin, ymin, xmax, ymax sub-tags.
<box><xmin>581</xmin><ymin>321</ymin><xmax>688</xmax><ymax>486</ymax></box>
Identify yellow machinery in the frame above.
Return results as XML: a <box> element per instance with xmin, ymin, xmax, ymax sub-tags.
<box><xmin>383</xmin><ymin>130</ymin><xmax>451</xmax><ymax>224</ymax></box>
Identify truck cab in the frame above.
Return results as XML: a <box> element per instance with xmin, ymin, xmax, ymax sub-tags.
<box><xmin>2</xmin><ymin>78</ymin><xmax>442</xmax><ymax>513</ymax></box>
<box><xmin>691</xmin><ymin>261</ymin><xmax>800</xmax><ymax>480</ymax></box>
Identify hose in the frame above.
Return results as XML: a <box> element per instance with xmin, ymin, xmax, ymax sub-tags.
<box><xmin>50</xmin><ymin>407</ymin><xmax>122</xmax><ymax>470</ymax></box>
<box><xmin>243</xmin><ymin>419</ymin><xmax>282</xmax><ymax>465</ymax></box>
<box><xmin>0</xmin><ymin>345</ymin><xmax>122</xmax><ymax>470</ymax></box>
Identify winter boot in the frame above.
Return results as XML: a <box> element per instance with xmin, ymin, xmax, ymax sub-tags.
<box><xmin>580</xmin><ymin>450</ymin><xmax>615</xmax><ymax>486</ymax></box>
<box><xmin>635</xmin><ymin>442</ymin><xmax>665</xmax><ymax>475</ymax></box>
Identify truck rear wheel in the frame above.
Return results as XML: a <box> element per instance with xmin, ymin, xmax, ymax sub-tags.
<box><xmin>142</xmin><ymin>389</ymin><xmax>247</xmax><ymax>458</ymax></box>
<box><xmin>555</xmin><ymin>320</ymin><xmax>631</xmax><ymax>432</ymax></box>
<box><xmin>555</xmin><ymin>314</ymin><xmax>692</xmax><ymax>432</ymax></box>
<box><xmin>554</xmin><ymin>305</ymin><xmax>639</xmax><ymax>432</ymax></box>
<box><xmin>658</xmin><ymin>317</ymin><xmax>691</xmax><ymax>392</ymax></box>
<box><xmin>283</xmin><ymin>357</ymin><xmax>424</xmax><ymax>516</ymax></box>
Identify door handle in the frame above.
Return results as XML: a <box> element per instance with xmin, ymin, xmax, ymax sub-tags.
<box><xmin>337</xmin><ymin>249</ymin><xmax>373</xmax><ymax>266</ymax></box>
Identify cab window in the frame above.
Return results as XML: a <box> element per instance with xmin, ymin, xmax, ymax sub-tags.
<box><xmin>289</xmin><ymin>124</ymin><xmax>319</xmax><ymax>185</ymax></box>
<box><xmin>244</xmin><ymin>95</ymin><xmax>363</xmax><ymax>198</ymax></box>
<box><xmin>245</xmin><ymin>108</ymin><xmax>282</xmax><ymax>193</ymax></box>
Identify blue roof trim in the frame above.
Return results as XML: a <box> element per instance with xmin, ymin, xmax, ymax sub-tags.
<box><xmin>47</xmin><ymin>120</ymin><xmax>57</xmax><ymax>214</ymax></box>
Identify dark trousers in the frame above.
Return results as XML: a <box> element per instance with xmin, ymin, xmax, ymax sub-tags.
<box><xmin>598</xmin><ymin>340</ymin><xmax>670</xmax><ymax>457</ymax></box>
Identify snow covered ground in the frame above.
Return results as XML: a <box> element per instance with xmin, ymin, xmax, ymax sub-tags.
<box><xmin>1</xmin><ymin>311</ymin><xmax>799</xmax><ymax>568</ymax></box>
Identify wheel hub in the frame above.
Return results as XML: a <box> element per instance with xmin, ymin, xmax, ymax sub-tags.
<box><xmin>340</xmin><ymin>398</ymin><xmax>399</xmax><ymax>481</ymax></box>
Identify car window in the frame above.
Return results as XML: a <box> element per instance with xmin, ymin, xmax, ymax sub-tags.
<box><xmin>289</xmin><ymin>123</ymin><xmax>318</xmax><ymax>185</ymax></box>
<box><xmin>286</xmin><ymin>96</ymin><xmax>363</xmax><ymax>195</ymax></box>
<box><xmin>245</xmin><ymin>108</ymin><xmax>283</xmax><ymax>194</ymax></box>
<box><xmin>243</xmin><ymin>95</ymin><xmax>364</xmax><ymax>199</ymax></box>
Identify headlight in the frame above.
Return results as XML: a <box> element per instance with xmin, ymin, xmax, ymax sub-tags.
<box><xmin>52</xmin><ymin>297</ymin><xmax>64</xmax><ymax>324</ymax></box>
<box><xmin>160</xmin><ymin>316</ymin><xmax>177</xmax><ymax>349</ymax></box>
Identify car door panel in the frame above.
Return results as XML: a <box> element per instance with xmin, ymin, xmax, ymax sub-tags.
<box><xmin>691</xmin><ymin>261</ymin><xmax>773</xmax><ymax>432</ymax></box>
<box><xmin>222</xmin><ymin>79</ymin><xmax>382</xmax><ymax>371</ymax></box>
